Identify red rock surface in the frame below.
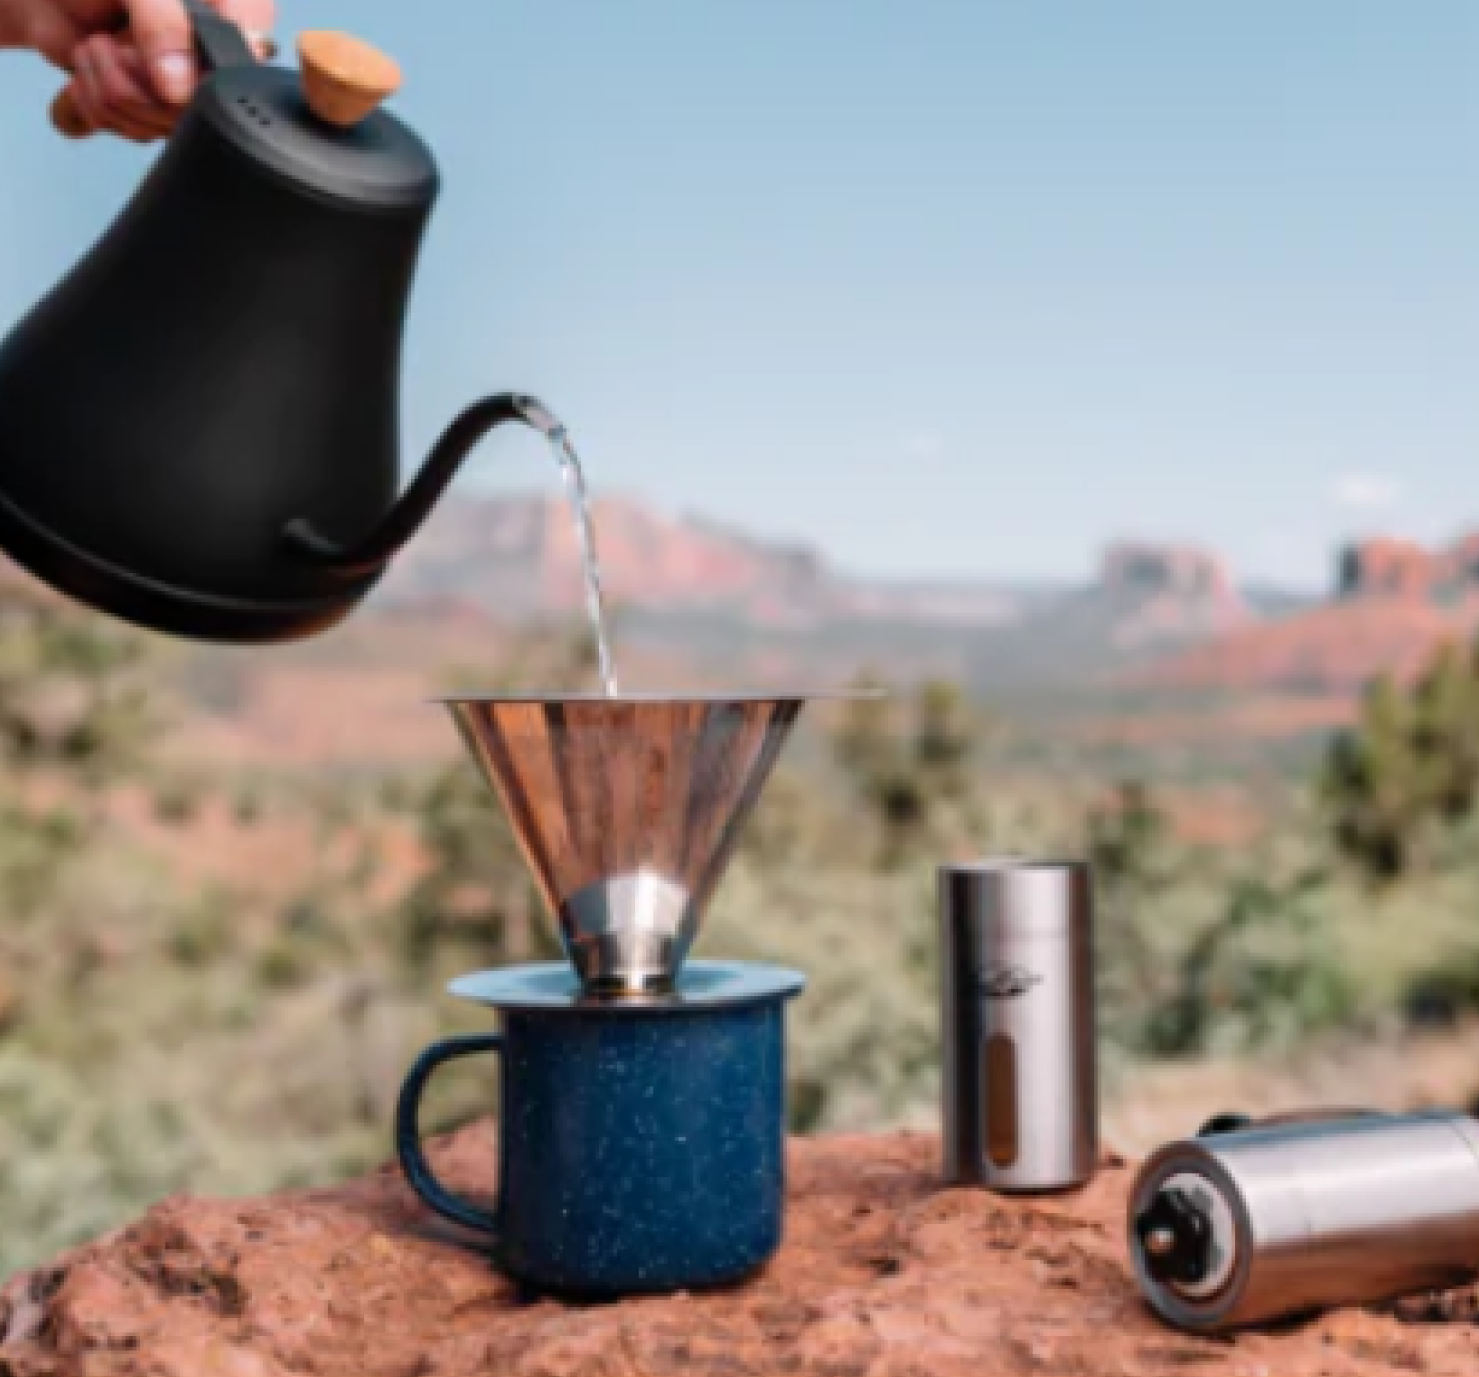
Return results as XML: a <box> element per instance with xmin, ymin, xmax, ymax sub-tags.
<box><xmin>4</xmin><ymin>1126</ymin><xmax>1479</xmax><ymax>1376</ymax></box>
<box><xmin>1089</xmin><ymin>542</ymin><xmax>1256</xmax><ymax>651</ymax></box>
<box><xmin>1338</xmin><ymin>533</ymin><xmax>1479</xmax><ymax>601</ymax></box>
<box><xmin>1338</xmin><ymin>537</ymin><xmax>1438</xmax><ymax>598</ymax></box>
<box><xmin>376</xmin><ymin>493</ymin><xmax>1014</xmax><ymax>629</ymax></box>
<box><xmin>1143</xmin><ymin>599</ymin><xmax>1479</xmax><ymax>693</ymax></box>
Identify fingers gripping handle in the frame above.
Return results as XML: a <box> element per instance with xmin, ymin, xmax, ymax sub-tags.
<box><xmin>394</xmin><ymin>1034</ymin><xmax>502</xmax><ymax>1237</ymax></box>
<box><xmin>50</xmin><ymin>1</ymin><xmax>259</xmax><ymax>139</ymax></box>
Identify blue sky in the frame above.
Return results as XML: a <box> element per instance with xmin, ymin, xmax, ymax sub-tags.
<box><xmin>1</xmin><ymin>1</ymin><xmax>1474</xmax><ymax>589</ymax></box>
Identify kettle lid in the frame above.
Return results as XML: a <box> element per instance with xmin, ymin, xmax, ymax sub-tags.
<box><xmin>191</xmin><ymin>48</ymin><xmax>437</xmax><ymax>212</ymax></box>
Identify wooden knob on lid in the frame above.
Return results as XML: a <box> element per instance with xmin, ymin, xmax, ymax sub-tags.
<box><xmin>297</xmin><ymin>31</ymin><xmax>402</xmax><ymax>127</ymax></box>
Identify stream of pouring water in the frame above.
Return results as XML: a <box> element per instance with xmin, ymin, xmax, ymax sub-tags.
<box><xmin>547</xmin><ymin>425</ymin><xmax>620</xmax><ymax>696</ymax></box>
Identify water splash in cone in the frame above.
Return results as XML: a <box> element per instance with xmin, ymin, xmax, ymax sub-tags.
<box><xmin>441</xmin><ymin>694</ymin><xmax>807</xmax><ymax>994</ymax></box>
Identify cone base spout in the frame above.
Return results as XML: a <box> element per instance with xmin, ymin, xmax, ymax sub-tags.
<box><xmin>560</xmin><ymin>870</ymin><xmax>696</xmax><ymax>994</ymax></box>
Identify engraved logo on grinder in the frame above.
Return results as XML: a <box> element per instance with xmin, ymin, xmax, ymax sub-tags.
<box><xmin>974</xmin><ymin>965</ymin><xmax>1042</xmax><ymax>998</ymax></box>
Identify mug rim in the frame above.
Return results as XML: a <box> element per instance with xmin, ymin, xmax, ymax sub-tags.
<box><xmin>448</xmin><ymin>959</ymin><xmax>807</xmax><ymax>1014</ymax></box>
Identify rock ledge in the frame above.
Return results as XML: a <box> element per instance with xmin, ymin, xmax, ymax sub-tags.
<box><xmin>3</xmin><ymin>1125</ymin><xmax>1477</xmax><ymax>1375</ymax></box>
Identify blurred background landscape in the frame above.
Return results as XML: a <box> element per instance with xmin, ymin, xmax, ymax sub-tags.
<box><xmin>2</xmin><ymin>509</ymin><xmax>1479</xmax><ymax>1274</ymax></box>
<box><xmin>1</xmin><ymin>0</ymin><xmax>1477</xmax><ymax>1277</ymax></box>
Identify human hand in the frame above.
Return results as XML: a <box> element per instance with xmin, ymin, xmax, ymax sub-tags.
<box><xmin>4</xmin><ymin>0</ymin><xmax>275</xmax><ymax>141</ymax></box>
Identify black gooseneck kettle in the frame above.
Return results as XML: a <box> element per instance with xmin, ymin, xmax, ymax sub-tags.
<box><xmin>0</xmin><ymin>3</ymin><xmax>556</xmax><ymax>643</ymax></box>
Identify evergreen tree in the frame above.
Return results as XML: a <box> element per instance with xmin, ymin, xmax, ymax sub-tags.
<box><xmin>1321</xmin><ymin>638</ymin><xmax>1479</xmax><ymax>883</ymax></box>
<box><xmin>830</xmin><ymin>674</ymin><xmax>983</xmax><ymax>866</ymax></box>
<box><xmin>1322</xmin><ymin>674</ymin><xmax>1426</xmax><ymax>880</ymax></box>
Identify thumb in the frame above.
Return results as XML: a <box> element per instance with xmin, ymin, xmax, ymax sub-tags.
<box><xmin>122</xmin><ymin>0</ymin><xmax>195</xmax><ymax>104</ymax></box>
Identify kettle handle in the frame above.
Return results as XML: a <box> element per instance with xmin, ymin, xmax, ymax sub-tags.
<box><xmin>184</xmin><ymin>0</ymin><xmax>258</xmax><ymax>73</ymax></box>
<box><xmin>281</xmin><ymin>393</ymin><xmax>563</xmax><ymax>580</ymax></box>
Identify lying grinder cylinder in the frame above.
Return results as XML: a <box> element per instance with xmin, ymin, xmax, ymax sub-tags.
<box><xmin>1128</xmin><ymin>1108</ymin><xmax>1479</xmax><ymax>1333</ymax></box>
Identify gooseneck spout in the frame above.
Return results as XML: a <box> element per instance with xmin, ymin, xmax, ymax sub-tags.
<box><xmin>282</xmin><ymin>392</ymin><xmax>563</xmax><ymax>579</ymax></box>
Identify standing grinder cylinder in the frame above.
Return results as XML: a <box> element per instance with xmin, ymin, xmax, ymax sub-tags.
<box><xmin>939</xmin><ymin>858</ymin><xmax>1098</xmax><ymax>1191</ymax></box>
<box><xmin>1129</xmin><ymin>1110</ymin><xmax>1479</xmax><ymax>1333</ymax></box>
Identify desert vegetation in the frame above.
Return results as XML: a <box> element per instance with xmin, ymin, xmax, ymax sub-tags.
<box><xmin>2</xmin><ymin>593</ymin><xmax>1479</xmax><ymax>1276</ymax></box>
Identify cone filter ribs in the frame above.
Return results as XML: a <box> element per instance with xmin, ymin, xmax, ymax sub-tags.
<box><xmin>445</xmin><ymin>696</ymin><xmax>806</xmax><ymax>995</ymax></box>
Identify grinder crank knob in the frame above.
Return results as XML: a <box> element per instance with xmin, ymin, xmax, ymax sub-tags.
<box><xmin>297</xmin><ymin>31</ymin><xmax>402</xmax><ymax>128</ymax></box>
<box><xmin>1197</xmin><ymin>1112</ymin><xmax>1254</xmax><ymax>1136</ymax></box>
<box><xmin>1134</xmin><ymin>1187</ymin><xmax>1213</xmax><ymax>1287</ymax></box>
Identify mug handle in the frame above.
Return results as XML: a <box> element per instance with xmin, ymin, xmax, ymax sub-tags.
<box><xmin>394</xmin><ymin>1033</ymin><xmax>502</xmax><ymax>1237</ymax></box>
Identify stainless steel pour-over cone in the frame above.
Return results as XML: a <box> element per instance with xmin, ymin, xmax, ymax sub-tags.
<box><xmin>440</xmin><ymin>694</ymin><xmax>812</xmax><ymax>995</ymax></box>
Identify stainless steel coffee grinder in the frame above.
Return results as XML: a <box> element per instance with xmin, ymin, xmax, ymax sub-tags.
<box><xmin>939</xmin><ymin>858</ymin><xmax>1099</xmax><ymax>1191</ymax></box>
<box><xmin>1129</xmin><ymin>1108</ymin><xmax>1479</xmax><ymax>1332</ymax></box>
